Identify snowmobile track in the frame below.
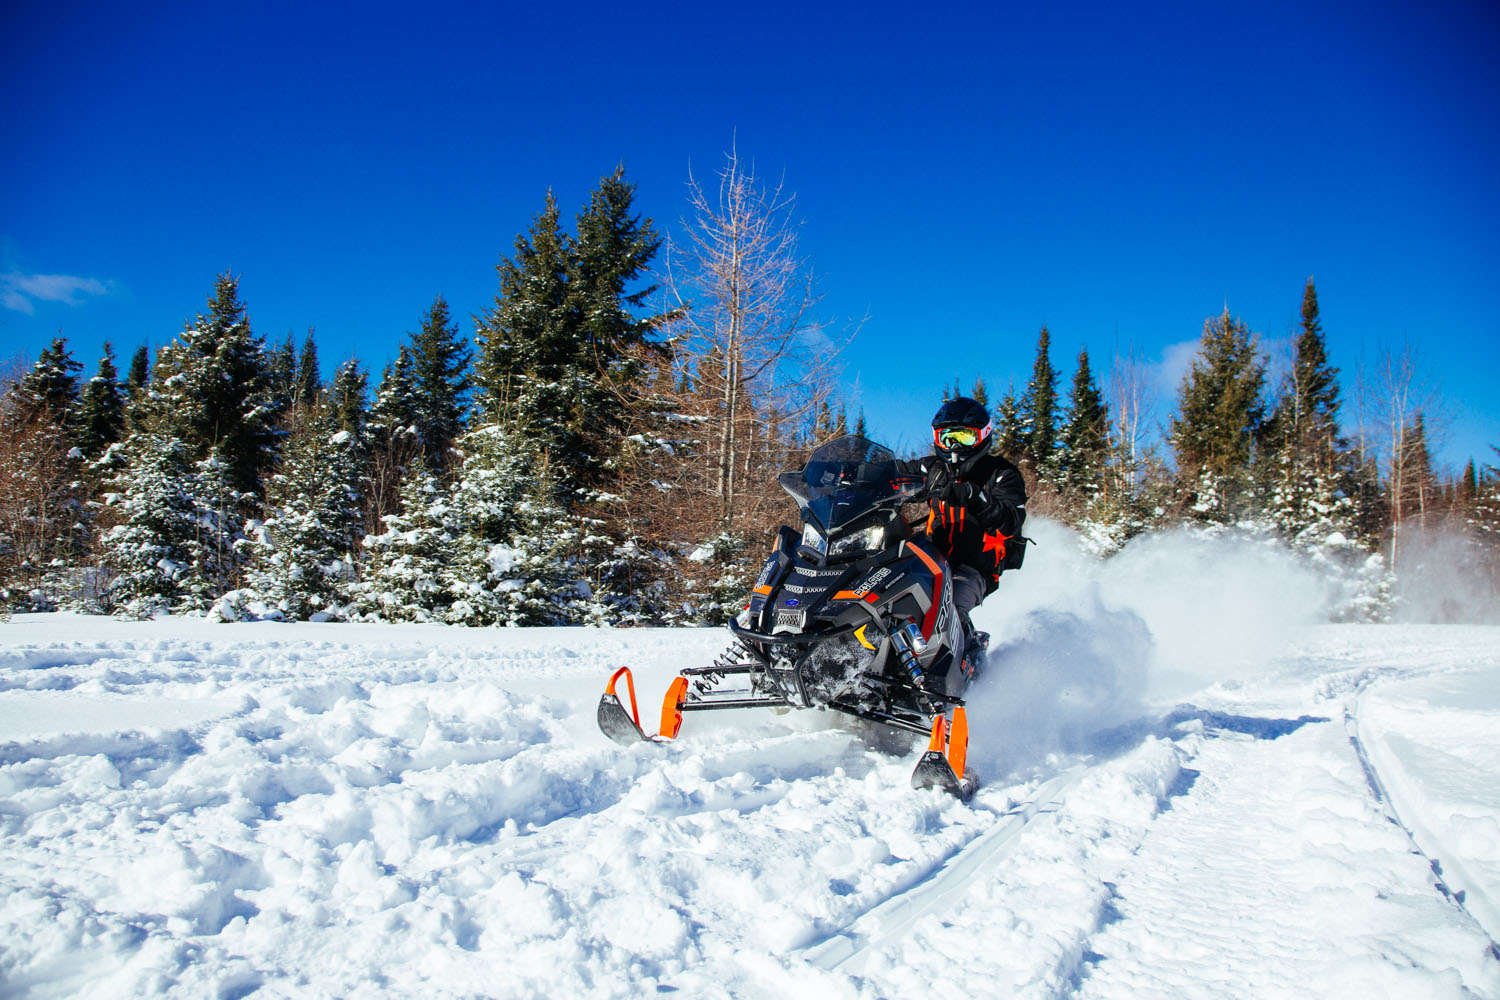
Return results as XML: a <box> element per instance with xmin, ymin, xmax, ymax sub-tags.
<box><xmin>800</xmin><ymin>766</ymin><xmax>1085</xmax><ymax>973</ymax></box>
<box><xmin>1346</xmin><ymin>695</ymin><xmax>1500</xmax><ymax>957</ymax></box>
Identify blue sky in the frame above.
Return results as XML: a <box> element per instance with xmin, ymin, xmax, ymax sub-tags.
<box><xmin>3</xmin><ymin>1</ymin><xmax>1497</xmax><ymax>469</ymax></box>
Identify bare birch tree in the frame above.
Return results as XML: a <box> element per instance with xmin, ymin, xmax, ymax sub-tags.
<box><xmin>659</xmin><ymin>143</ymin><xmax>843</xmax><ymax>534</ymax></box>
<box><xmin>1358</xmin><ymin>339</ymin><xmax>1446</xmax><ymax>570</ymax></box>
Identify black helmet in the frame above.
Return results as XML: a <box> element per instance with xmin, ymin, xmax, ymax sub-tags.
<box><xmin>931</xmin><ymin>396</ymin><xmax>992</xmax><ymax>464</ymax></box>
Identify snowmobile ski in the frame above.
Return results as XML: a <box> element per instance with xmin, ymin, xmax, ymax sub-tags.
<box><xmin>596</xmin><ymin>667</ymin><xmax>692</xmax><ymax>745</ymax></box>
<box><xmin>911</xmin><ymin>707</ymin><xmax>976</xmax><ymax>799</ymax></box>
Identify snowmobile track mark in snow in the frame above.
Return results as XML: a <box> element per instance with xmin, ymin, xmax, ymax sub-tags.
<box><xmin>800</xmin><ymin>767</ymin><xmax>1085</xmax><ymax>973</ymax></box>
<box><xmin>1346</xmin><ymin>696</ymin><xmax>1500</xmax><ymax>956</ymax></box>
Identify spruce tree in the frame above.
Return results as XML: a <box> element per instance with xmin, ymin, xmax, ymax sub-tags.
<box><xmin>443</xmin><ymin>426</ymin><xmax>603</xmax><ymax>626</ymax></box>
<box><xmin>75</xmin><ymin>343</ymin><xmax>126</xmax><ymax>459</ymax></box>
<box><xmin>16</xmin><ymin>337</ymin><xmax>83</xmax><ymax>425</ymax></box>
<box><xmin>296</xmin><ymin>329</ymin><xmax>321</xmax><ymax>408</ymax></box>
<box><xmin>355</xmin><ymin>465</ymin><xmax>459</xmax><ymax>622</ymax></box>
<box><xmin>474</xmin><ymin>192</ymin><xmax>573</xmax><ymax>429</ymax></box>
<box><xmin>1022</xmin><ymin>325</ymin><xmax>1058</xmax><ymax>469</ymax></box>
<box><xmin>243</xmin><ymin>397</ymin><xmax>363</xmax><ymax>619</ymax></box>
<box><xmin>407</xmin><ymin>294</ymin><xmax>472</xmax><ymax>471</ymax></box>
<box><xmin>1266</xmin><ymin>279</ymin><xmax>1346</xmax><ymax>539</ymax></box>
<box><xmin>1058</xmin><ymin>348</ymin><xmax>1109</xmax><ymax>495</ymax></box>
<box><xmin>140</xmin><ymin>273</ymin><xmax>281</xmax><ymax>497</ymax></box>
<box><xmin>327</xmin><ymin>359</ymin><xmax>370</xmax><ymax>437</ymax></box>
<box><xmin>100</xmin><ymin>434</ymin><xmax>202</xmax><ymax>616</ymax></box>
<box><xmin>993</xmin><ymin>383</ymin><xmax>1025</xmax><ymax>458</ymax></box>
<box><xmin>1170</xmin><ymin>308</ymin><xmax>1266</xmax><ymax>518</ymax></box>
<box><xmin>126</xmin><ymin>345</ymin><xmax>151</xmax><ymax>393</ymax></box>
<box><xmin>971</xmin><ymin>377</ymin><xmax>989</xmax><ymax>408</ymax></box>
<box><xmin>569</xmin><ymin>166</ymin><xmax>663</xmax><ymax>479</ymax></box>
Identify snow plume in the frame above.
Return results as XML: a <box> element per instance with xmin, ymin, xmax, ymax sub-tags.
<box><xmin>1388</xmin><ymin>524</ymin><xmax>1500</xmax><ymax>625</ymax></box>
<box><xmin>968</xmin><ymin>518</ymin><xmax>1337</xmax><ymax>774</ymax></box>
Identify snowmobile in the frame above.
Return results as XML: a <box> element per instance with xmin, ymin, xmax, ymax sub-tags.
<box><xmin>596</xmin><ymin>434</ymin><xmax>984</xmax><ymax>798</ymax></box>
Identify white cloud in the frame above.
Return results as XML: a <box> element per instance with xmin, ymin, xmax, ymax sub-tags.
<box><xmin>1151</xmin><ymin>338</ymin><xmax>1201</xmax><ymax>400</ymax></box>
<box><xmin>0</xmin><ymin>271</ymin><xmax>112</xmax><ymax>314</ymax></box>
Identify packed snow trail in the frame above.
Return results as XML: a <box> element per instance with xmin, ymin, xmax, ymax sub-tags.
<box><xmin>3</xmin><ymin>615</ymin><xmax>1498</xmax><ymax>998</ymax></box>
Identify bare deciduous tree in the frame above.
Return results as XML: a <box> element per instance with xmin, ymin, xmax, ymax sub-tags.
<box><xmin>659</xmin><ymin>143</ymin><xmax>846</xmax><ymax>534</ymax></box>
<box><xmin>1357</xmin><ymin>339</ymin><xmax>1447</xmax><ymax>570</ymax></box>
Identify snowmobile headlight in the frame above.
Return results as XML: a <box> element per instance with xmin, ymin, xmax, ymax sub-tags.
<box><xmin>800</xmin><ymin>522</ymin><xmax>827</xmax><ymax>556</ymax></box>
<box><xmin>829</xmin><ymin>523</ymin><xmax>886</xmax><ymax>560</ymax></box>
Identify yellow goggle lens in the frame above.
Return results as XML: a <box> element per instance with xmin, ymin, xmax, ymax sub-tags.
<box><xmin>937</xmin><ymin>427</ymin><xmax>980</xmax><ymax>449</ymax></box>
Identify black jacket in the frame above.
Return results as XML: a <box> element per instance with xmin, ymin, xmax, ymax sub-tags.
<box><xmin>897</xmin><ymin>447</ymin><xmax>1028</xmax><ymax>594</ymax></box>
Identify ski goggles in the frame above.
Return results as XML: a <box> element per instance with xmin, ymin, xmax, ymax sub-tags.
<box><xmin>934</xmin><ymin>426</ymin><xmax>984</xmax><ymax>450</ymax></box>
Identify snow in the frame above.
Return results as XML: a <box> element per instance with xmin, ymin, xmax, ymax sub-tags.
<box><xmin>3</xmin><ymin>531</ymin><xmax>1499</xmax><ymax>997</ymax></box>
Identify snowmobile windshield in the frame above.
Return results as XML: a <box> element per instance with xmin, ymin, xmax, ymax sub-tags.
<box><xmin>780</xmin><ymin>435</ymin><xmax>923</xmax><ymax>532</ymax></box>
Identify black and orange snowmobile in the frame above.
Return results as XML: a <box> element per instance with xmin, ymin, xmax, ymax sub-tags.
<box><xmin>596</xmin><ymin>434</ymin><xmax>983</xmax><ymax>798</ymax></box>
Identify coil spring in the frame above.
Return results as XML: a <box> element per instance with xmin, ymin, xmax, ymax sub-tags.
<box><xmin>694</xmin><ymin>639</ymin><xmax>756</xmax><ymax>693</ymax></box>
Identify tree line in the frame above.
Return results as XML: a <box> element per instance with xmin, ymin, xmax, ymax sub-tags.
<box><xmin>954</xmin><ymin>280</ymin><xmax>1500</xmax><ymax>618</ymax></box>
<box><xmin>2</xmin><ymin>156</ymin><xmax>1497</xmax><ymax>624</ymax></box>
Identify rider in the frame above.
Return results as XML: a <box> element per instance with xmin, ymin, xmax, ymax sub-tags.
<box><xmin>900</xmin><ymin>396</ymin><xmax>1028</xmax><ymax>646</ymax></box>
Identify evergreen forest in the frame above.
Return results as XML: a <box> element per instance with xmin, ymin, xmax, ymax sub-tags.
<box><xmin>3</xmin><ymin>160</ymin><xmax>1497</xmax><ymax>625</ymax></box>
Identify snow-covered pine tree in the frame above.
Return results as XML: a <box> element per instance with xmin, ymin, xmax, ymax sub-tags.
<box><xmin>568</xmin><ymin>166</ymin><xmax>664</xmax><ymax>486</ymax></box>
<box><xmin>443</xmin><ymin>427</ymin><xmax>604</xmax><ymax>627</ymax></box>
<box><xmin>240</xmin><ymin>398</ymin><xmax>364</xmax><ymax>620</ymax></box>
<box><xmin>139</xmin><ymin>273</ymin><xmax>282</xmax><ymax>498</ymax></box>
<box><xmin>993</xmin><ymin>383</ymin><xmax>1025</xmax><ymax>460</ymax></box>
<box><xmin>1265</xmin><ymin>279</ymin><xmax>1351</xmax><ymax>542</ymax></box>
<box><xmin>355</xmin><ymin>465</ymin><xmax>459</xmax><ymax>622</ymax></box>
<box><xmin>75</xmin><ymin>343</ymin><xmax>126</xmax><ymax>460</ymax></box>
<box><xmin>295</xmin><ymin>329</ymin><xmax>321</xmax><ymax>410</ymax></box>
<box><xmin>1170</xmin><ymin>308</ymin><xmax>1267</xmax><ymax>523</ymax></box>
<box><xmin>474</xmin><ymin>193</ymin><xmax>573</xmax><ymax>435</ymax></box>
<box><xmin>407</xmin><ymin>295</ymin><xmax>472</xmax><ymax>474</ymax></box>
<box><xmin>15</xmin><ymin>337</ymin><xmax>84</xmax><ymax>427</ymax></box>
<box><xmin>126</xmin><ymin>345</ymin><xmax>151</xmax><ymax>395</ymax></box>
<box><xmin>99</xmin><ymin>434</ymin><xmax>203</xmax><ymax>617</ymax></box>
<box><xmin>0</xmin><ymin>343</ymin><xmax>89</xmax><ymax>610</ymax></box>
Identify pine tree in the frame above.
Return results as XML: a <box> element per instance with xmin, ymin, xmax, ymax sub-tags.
<box><xmin>268</xmin><ymin>334</ymin><xmax>298</xmax><ymax>405</ymax></box>
<box><xmin>192</xmin><ymin>445</ymin><xmax>254</xmax><ymax>600</ymax></box>
<box><xmin>99</xmin><ymin>434</ymin><xmax>202</xmax><ymax>617</ymax></box>
<box><xmin>993</xmin><ymin>383</ymin><xmax>1025</xmax><ymax>458</ymax></box>
<box><xmin>126</xmin><ymin>345</ymin><xmax>151</xmax><ymax>393</ymax></box>
<box><xmin>854</xmin><ymin>407</ymin><xmax>868</xmax><ymax>438</ymax></box>
<box><xmin>569</xmin><ymin>165</ymin><xmax>663</xmax><ymax>480</ymax></box>
<box><xmin>971</xmin><ymin>377</ymin><xmax>989</xmax><ymax>408</ymax></box>
<box><xmin>75</xmin><ymin>343</ymin><xmax>126</xmax><ymax>459</ymax></box>
<box><xmin>327</xmin><ymin>359</ymin><xmax>370</xmax><ymax>437</ymax></box>
<box><xmin>443</xmin><ymin>426</ymin><xmax>603</xmax><ymax>626</ymax></box>
<box><xmin>296</xmin><ymin>329</ymin><xmax>321</xmax><ymax>408</ymax></box>
<box><xmin>0</xmin><ymin>375</ymin><xmax>87</xmax><ymax>610</ymax></box>
<box><xmin>1058</xmin><ymin>348</ymin><xmax>1109</xmax><ymax>495</ymax></box>
<box><xmin>407</xmin><ymin>294</ymin><xmax>472</xmax><ymax>471</ymax></box>
<box><xmin>1022</xmin><ymin>325</ymin><xmax>1058</xmax><ymax>469</ymax></box>
<box><xmin>242</xmin><ymin>397</ymin><xmax>364</xmax><ymax>620</ymax></box>
<box><xmin>1266</xmin><ymin>279</ymin><xmax>1346</xmax><ymax>539</ymax></box>
<box><xmin>1170</xmin><ymin>309</ymin><xmax>1266</xmax><ymax>519</ymax></box>
<box><xmin>140</xmin><ymin>273</ymin><xmax>281</xmax><ymax>497</ymax></box>
<box><xmin>355</xmin><ymin>465</ymin><xmax>459</xmax><ymax>622</ymax></box>
<box><xmin>16</xmin><ymin>337</ymin><xmax>84</xmax><ymax>426</ymax></box>
<box><xmin>474</xmin><ymin>192</ymin><xmax>573</xmax><ymax>430</ymax></box>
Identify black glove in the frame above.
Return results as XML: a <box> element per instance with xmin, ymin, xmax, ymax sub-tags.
<box><xmin>941</xmin><ymin>479</ymin><xmax>974</xmax><ymax>505</ymax></box>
